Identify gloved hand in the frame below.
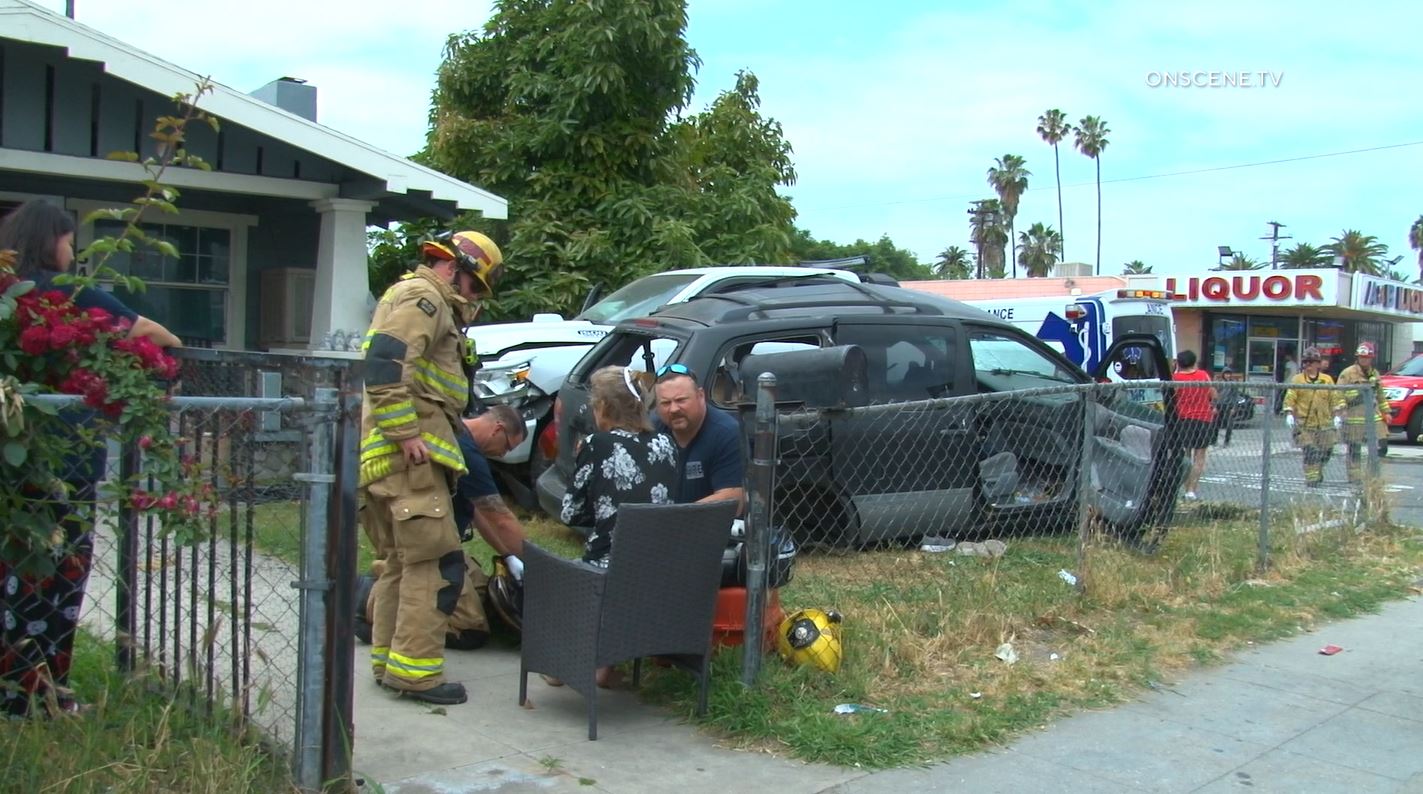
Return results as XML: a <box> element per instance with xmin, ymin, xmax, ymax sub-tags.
<box><xmin>1284</xmin><ymin>413</ymin><xmax>1296</xmax><ymax>429</ymax></box>
<box><xmin>1333</xmin><ymin>416</ymin><xmax>1343</xmax><ymax>431</ymax></box>
<box><xmin>505</xmin><ymin>554</ymin><xmax>524</xmax><ymax>583</ymax></box>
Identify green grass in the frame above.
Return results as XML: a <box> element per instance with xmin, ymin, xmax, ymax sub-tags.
<box><xmin>0</xmin><ymin>631</ymin><xmax>296</xmax><ymax>793</ymax></box>
<box><xmin>241</xmin><ymin>493</ymin><xmax>1423</xmax><ymax>771</ymax></box>
<box><xmin>638</xmin><ymin>509</ymin><xmax>1423</xmax><ymax>769</ymax></box>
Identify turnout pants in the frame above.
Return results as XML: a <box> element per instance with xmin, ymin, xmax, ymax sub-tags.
<box><xmin>1293</xmin><ymin>429</ymin><xmax>1336</xmax><ymax>485</ymax></box>
<box><xmin>1341</xmin><ymin>421</ymin><xmax>1387</xmax><ymax>482</ymax></box>
<box><xmin>361</xmin><ymin>463</ymin><xmax>465</xmax><ymax>692</ymax></box>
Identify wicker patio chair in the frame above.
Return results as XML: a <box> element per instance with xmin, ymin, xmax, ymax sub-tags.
<box><xmin>518</xmin><ymin>500</ymin><xmax>737</xmax><ymax>740</ymax></box>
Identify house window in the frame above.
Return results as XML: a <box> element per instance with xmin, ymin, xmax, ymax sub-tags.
<box><xmin>92</xmin><ymin>219</ymin><xmax>229</xmax><ymax>345</ymax></box>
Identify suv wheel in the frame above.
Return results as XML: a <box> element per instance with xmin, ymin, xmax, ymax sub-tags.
<box><xmin>1408</xmin><ymin>411</ymin><xmax>1422</xmax><ymax>445</ymax></box>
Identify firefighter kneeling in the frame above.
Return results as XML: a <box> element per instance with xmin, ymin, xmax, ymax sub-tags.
<box><xmin>359</xmin><ymin>230</ymin><xmax>503</xmax><ymax>706</ymax></box>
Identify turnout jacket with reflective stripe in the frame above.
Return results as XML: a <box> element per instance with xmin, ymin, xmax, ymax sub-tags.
<box><xmin>1337</xmin><ymin>364</ymin><xmax>1389</xmax><ymax>425</ymax></box>
<box><xmin>359</xmin><ymin>267</ymin><xmax>472</xmax><ymax>486</ymax></box>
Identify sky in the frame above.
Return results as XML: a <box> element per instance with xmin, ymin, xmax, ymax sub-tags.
<box><xmin>35</xmin><ymin>0</ymin><xmax>1423</xmax><ymax>278</ymax></box>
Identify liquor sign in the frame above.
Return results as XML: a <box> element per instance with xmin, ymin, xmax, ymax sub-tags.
<box><xmin>1163</xmin><ymin>270</ymin><xmax>1341</xmax><ymax>308</ymax></box>
<box><xmin>1353</xmin><ymin>274</ymin><xmax>1423</xmax><ymax>318</ymax></box>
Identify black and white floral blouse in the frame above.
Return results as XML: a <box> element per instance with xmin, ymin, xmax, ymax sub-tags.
<box><xmin>560</xmin><ymin>428</ymin><xmax>679</xmax><ymax>564</ymax></box>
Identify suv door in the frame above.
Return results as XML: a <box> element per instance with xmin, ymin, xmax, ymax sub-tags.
<box><xmin>827</xmin><ymin>320</ymin><xmax>977</xmax><ymax>544</ymax></box>
<box><xmin>1088</xmin><ymin>334</ymin><xmax>1183</xmax><ymax>536</ymax></box>
<box><xmin>963</xmin><ymin>324</ymin><xmax>1087</xmax><ymax>532</ymax></box>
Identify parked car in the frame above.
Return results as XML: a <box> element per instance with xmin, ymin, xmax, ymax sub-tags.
<box><xmin>467</xmin><ymin>265</ymin><xmax>877</xmax><ymax>504</ymax></box>
<box><xmin>535</xmin><ymin>278</ymin><xmax>1181</xmax><ymax>547</ymax></box>
<box><xmin>1383</xmin><ymin>353</ymin><xmax>1423</xmax><ymax>443</ymax></box>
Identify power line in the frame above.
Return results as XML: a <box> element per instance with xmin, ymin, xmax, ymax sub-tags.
<box><xmin>799</xmin><ymin>139</ymin><xmax>1423</xmax><ymax>211</ymax></box>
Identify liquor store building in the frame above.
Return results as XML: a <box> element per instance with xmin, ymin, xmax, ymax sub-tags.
<box><xmin>1160</xmin><ymin>269</ymin><xmax>1421</xmax><ymax>384</ymax></box>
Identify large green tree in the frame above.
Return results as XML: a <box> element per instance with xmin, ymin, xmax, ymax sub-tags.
<box><xmin>1073</xmin><ymin>116</ymin><xmax>1109</xmax><ymax>275</ymax></box>
<box><xmin>1017</xmin><ymin>222</ymin><xmax>1062</xmax><ymax>278</ymax></box>
<box><xmin>1326</xmin><ymin>230</ymin><xmax>1389</xmax><ymax>275</ymax></box>
<box><xmin>968</xmin><ymin>199</ymin><xmax>1009</xmax><ymax>279</ymax></box>
<box><xmin>788</xmin><ymin>230</ymin><xmax>932</xmax><ymax>281</ymax></box>
<box><xmin>1036</xmin><ymin>109</ymin><xmax>1070</xmax><ymax>261</ymax></box>
<box><xmin>1279</xmin><ymin>243</ymin><xmax>1328</xmax><ymax>269</ymax></box>
<box><xmin>987</xmin><ymin>154</ymin><xmax>1029</xmax><ymax>277</ymax></box>
<box><xmin>425</xmin><ymin>0</ymin><xmax>798</xmax><ymax>319</ymax></box>
<box><xmin>934</xmin><ymin>245</ymin><xmax>972</xmax><ymax>279</ymax></box>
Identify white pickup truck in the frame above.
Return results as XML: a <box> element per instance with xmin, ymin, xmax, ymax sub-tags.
<box><xmin>467</xmin><ymin>265</ymin><xmax>869</xmax><ymax>503</ymax></box>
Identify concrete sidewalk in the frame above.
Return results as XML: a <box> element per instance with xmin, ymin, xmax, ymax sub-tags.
<box><xmin>357</xmin><ymin>596</ymin><xmax>1423</xmax><ymax>793</ymax></box>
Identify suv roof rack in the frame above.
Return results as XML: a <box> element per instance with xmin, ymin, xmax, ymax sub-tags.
<box><xmin>680</xmin><ymin>281</ymin><xmax>943</xmax><ymax>322</ymax></box>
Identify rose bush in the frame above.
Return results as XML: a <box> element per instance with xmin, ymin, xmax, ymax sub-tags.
<box><xmin>0</xmin><ymin>252</ymin><xmax>212</xmax><ymax>573</ymax></box>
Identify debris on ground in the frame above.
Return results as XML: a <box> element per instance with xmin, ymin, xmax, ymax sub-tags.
<box><xmin>920</xmin><ymin>536</ymin><xmax>956</xmax><ymax>553</ymax></box>
<box><xmin>1318</xmin><ymin>644</ymin><xmax>1343</xmax><ymax>656</ymax></box>
<box><xmin>1057</xmin><ymin>569</ymin><xmax>1078</xmax><ymax>586</ymax></box>
<box><xmin>833</xmin><ymin>703</ymin><xmax>888</xmax><ymax>715</ymax></box>
<box><xmin>1049</xmin><ymin>653</ymin><xmax>1061</xmax><ymax>661</ymax></box>
<box><xmin>994</xmin><ymin>642</ymin><xmax>1018</xmax><ymax>665</ymax></box>
<box><xmin>969</xmin><ymin>692</ymin><xmax>983</xmax><ymax>699</ymax></box>
<box><xmin>957</xmin><ymin>539</ymin><xmax>1008</xmax><ymax>558</ymax></box>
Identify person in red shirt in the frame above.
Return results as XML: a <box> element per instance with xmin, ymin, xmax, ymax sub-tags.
<box><xmin>1171</xmin><ymin>350</ymin><xmax>1217</xmax><ymax>501</ymax></box>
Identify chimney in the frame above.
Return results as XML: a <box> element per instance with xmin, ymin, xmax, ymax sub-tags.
<box><xmin>250</xmin><ymin>77</ymin><xmax>317</xmax><ymax>122</ymax></box>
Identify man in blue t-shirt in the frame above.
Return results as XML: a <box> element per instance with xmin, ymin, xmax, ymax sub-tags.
<box><xmin>356</xmin><ymin>405</ymin><xmax>529</xmax><ymax>649</ymax></box>
<box><xmin>653</xmin><ymin>367</ymin><xmax>746</xmax><ymax>513</ymax></box>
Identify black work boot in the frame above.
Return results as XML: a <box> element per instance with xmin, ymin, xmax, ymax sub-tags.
<box><xmin>398</xmin><ymin>682</ymin><xmax>467</xmax><ymax>705</ymax></box>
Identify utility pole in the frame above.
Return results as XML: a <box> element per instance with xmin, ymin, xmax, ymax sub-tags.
<box><xmin>66</xmin><ymin>1</ymin><xmax>75</xmax><ymax>18</ymax></box>
<box><xmin>969</xmin><ymin>200</ymin><xmax>989</xmax><ymax>280</ymax></box>
<box><xmin>1261</xmin><ymin>220</ymin><xmax>1291</xmax><ymax>269</ymax></box>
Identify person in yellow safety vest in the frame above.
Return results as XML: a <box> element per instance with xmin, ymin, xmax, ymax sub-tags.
<box><xmin>359</xmin><ymin>230</ymin><xmax>504</xmax><ymax>706</ymax></box>
<box><xmin>1337</xmin><ymin>341</ymin><xmax>1394</xmax><ymax>483</ymax></box>
<box><xmin>1282</xmin><ymin>346</ymin><xmax>1345</xmax><ymax>487</ymax></box>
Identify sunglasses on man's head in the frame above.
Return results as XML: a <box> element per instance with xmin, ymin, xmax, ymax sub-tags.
<box><xmin>655</xmin><ymin>363</ymin><xmax>698</xmax><ymax>384</ymax></box>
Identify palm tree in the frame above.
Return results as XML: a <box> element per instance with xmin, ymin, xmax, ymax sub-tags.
<box><xmin>1410</xmin><ymin>215</ymin><xmax>1423</xmax><ymax>280</ymax></box>
<box><xmin>968</xmin><ymin>199</ymin><xmax>1009</xmax><ymax>279</ymax></box>
<box><xmin>987</xmin><ymin>154</ymin><xmax>1030</xmax><ymax>277</ymax></box>
<box><xmin>1037</xmin><ymin>109</ymin><xmax>1070</xmax><ymax>261</ymax></box>
<box><xmin>1279</xmin><ymin>243</ymin><xmax>1327</xmax><ymax>269</ymax></box>
<box><xmin>1121</xmin><ymin>259</ymin><xmax>1152</xmax><ymax>275</ymax></box>
<box><xmin>1017</xmin><ymin>222</ymin><xmax>1063</xmax><ymax>278</ymax></box>
<box><xmin>934</xmin><ymin>246</ymin><xmax>972</xmax><ymax>280</ymax></box>
<box><xmin>1215</xmin><ymin>254</ymin><xmax>1265</xmax><ymax>271</ymax></box>
<box><xmin>1326</xmin><ymin>230</ymin><xmax>1389</xmax><ymax>275</ymax></box>
<box><xmin>1073</xmin><ymin>116</ymin><xmax>1109</xmax><ymax>275</ymax></box>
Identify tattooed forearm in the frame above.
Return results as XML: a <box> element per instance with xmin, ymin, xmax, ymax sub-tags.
<box><xmin>473</xmin><ymin>494</ymin><xmax>514</xmax><ymax>516</ymax></box>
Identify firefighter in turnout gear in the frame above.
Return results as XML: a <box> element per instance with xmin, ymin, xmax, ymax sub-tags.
<box><xmin>1337</xmin><ymin>342</ymin><xmax>1393</xmax><ymax>483</ymax></box>
<box><xmin>359</xmin><ymin>230</ymin><xmax>503</xmax><ymax>705</ymax></box>
<box><xmin>1282</xmin><ymin>347</ymin><xmax>1344</xmax><ymax>487</ymax></box>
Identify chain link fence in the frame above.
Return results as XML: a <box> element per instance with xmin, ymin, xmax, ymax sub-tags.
<box><xmin>2</xmin><ymin>350</ymin><xmax>361</xmax><ymax>792</ymax></box>
<box><xmin>739</xmin><ymin>377</ymin><xmax>1392</xmax><ymax>679</ymax></box>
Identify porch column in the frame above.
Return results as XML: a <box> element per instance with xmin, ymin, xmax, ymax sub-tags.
<box><xmin>309</xmin><ymin>198</ymin><xmax>376</xmax><ymax>350</ymax></box>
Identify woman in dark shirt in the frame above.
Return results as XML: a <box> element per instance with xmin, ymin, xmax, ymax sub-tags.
<box><xmin>559</xmin><ymin>365</ymin><xmax>679</xmax><ymax>566</ymax></box>
<box><xmin>0</xmin><ymin>199</ymin><xmax>180</xmax><ymax>717</ymax></box>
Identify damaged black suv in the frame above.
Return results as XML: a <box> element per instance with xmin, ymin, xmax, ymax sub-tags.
<box><xmin>535</xmin><ymin>277</ymin><xmax>1180</xmax><ymax>546</ymax></box>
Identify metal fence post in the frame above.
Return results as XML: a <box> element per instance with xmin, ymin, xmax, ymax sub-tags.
<box><xmin>742</xmin><ymin>373</ymin><xmax>778</xmax><ymax>686</ymax></box>
<box><xmin>1074</xmin><ymin>387</ymin><xmax>1094</xmax><ymax>594</ymax></box>
<box><xmin>321</xmin><ymin>391</ymin><xmax>361</xmax><ymax>789</ymax></box>
<box><xmin>293</xmin><ymin>388</ymin><xmax>337</xmax><ymax>792</ymax></box>
<box><xmin>1257</xmin><ymin>385</ymin><xmax>1273</xmax><ymax>572</ymax></box>
<box><xmin>114</xmin><ymin>440</ymin><xmax>141</xmax><ymax>673</ymax></box>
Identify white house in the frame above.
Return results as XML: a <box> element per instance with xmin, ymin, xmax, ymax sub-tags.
<box><xmin>0</xmin><ymin>0</ymin><xmax>506</xmax><ymax>351</ymax></box>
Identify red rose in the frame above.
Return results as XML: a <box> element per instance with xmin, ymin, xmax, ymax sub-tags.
<box><xmin>18</xmin><ymin>325</ymin><xmax>49</xmax><ymax>355</ymax></box>
<box><xmin>48</xmin><ymin>323</ymin><xmax>79</xmax><ymax>349</ymax></box>
<box><xmin>156</xmin><ymin>492</ymin><xmax>178</xmax><ymax>511</ymax></box>
<box><xmin>41</xmin><ymin>290</ymin><xmax>68</xmax><ymax>306</ymax></box>
<box><xmin>131</xmin><ymin>489</ymin><xmax>156</xmax><ymax>510</ymax></box>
